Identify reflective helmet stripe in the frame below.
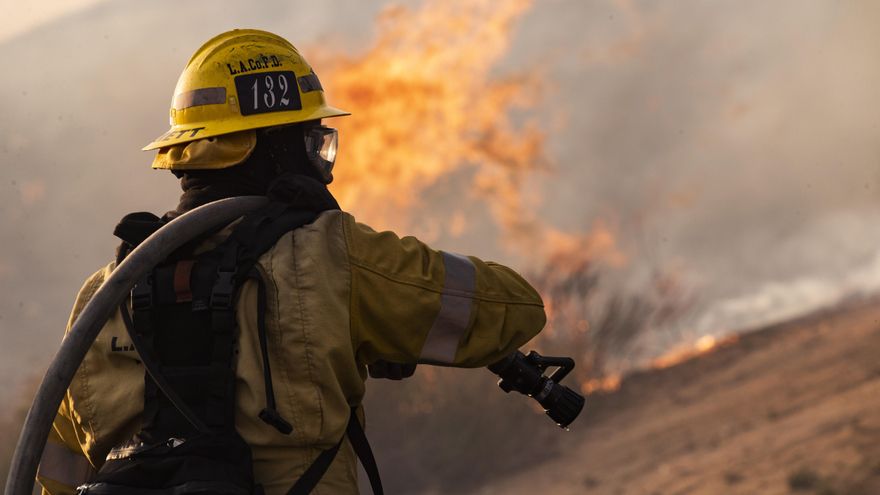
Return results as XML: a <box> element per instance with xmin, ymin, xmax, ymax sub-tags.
<box><xmin>173</xmin><ymin>87</ymin><xmax>227</xmax><ymax>110</ymax></box>
<box><xmin>143</xmin><ymin>29</ymin><xmax>349</xmax><ymax>156</ymax></box>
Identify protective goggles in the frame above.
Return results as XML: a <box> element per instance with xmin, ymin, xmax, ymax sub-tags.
<box><xmin>303</xmin><ymin>125</ymin><xmax>338</xmax><ymax>183</ymax></box>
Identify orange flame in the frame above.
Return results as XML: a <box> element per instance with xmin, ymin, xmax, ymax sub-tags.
<box><xmin>313</xmin><ymin>0</ymin><xmax>622</xmax><ymax>265</ymax></box>
<box><xmin>310</xmin><ymin>1</ymin><xmax>640</xmax><ymax>399</ymax></box>
<box><xmin>651</xmin><ymin>334</ymin><xmax>739</xmax><ymax>370</ymax></box>
<box><xmin>307</xmin><ymin>2</ymin><xmax>746</xmax><ymax>395</ymax></box>
<box><xmin>581</xmin><ymin>373</ymin><xmax>622</xmax><ymax>395</ymax></box>
<box><xmin>316</xmin><ymin>0</ymin><xmax>537</xmax><ymax>231</ymax></box>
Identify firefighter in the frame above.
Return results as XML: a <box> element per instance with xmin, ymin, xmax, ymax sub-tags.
<box><xmin>37</xmin><ymin>29</ymin><xmax>546</xmax><ymax>495</ymax></box>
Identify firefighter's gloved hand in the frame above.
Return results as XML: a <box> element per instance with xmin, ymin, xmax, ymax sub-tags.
<box><xmin>368</xmin><ymin>360</ymin><xmax>417</xmax><ymax>380</ymax></box>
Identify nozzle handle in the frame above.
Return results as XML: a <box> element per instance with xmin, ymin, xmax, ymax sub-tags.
<box><xmin>488</xmin><ymin>350</ymin><xmax>586</xmax><ymax>429</ymax></box>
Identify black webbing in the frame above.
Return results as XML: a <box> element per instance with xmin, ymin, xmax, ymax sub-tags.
<box><xmin>116</xmin><ymin>204</ymin><xmax>384</xmax><ymax>493</ymax></box>
<box><xmin>113</xmin><ymin>212</ymin><xmax>163</xmax><ymax>248</ymax></box>
<box><xmin>346</xmin><ymin>409</ymin><xmax>384</xmax><ymax>495</ymax></box>
<box><xmin>232</xmin><ymin>208</ymin><xmax>316</xmax><ymax>281</ymax></box>
<box><xmin>216</xmin><ymin>203</ymin><xmax>315</xmax><ymax>435</ymax></box>
<box><xmin>207</xmin><ymin>247</ymin><xmax>238</xmax><ymax>429</ymax></box>
<box><xmin>285</xmin><ymin>437</ymin><xmax>345</xmax><ymax>495</ymax></box>
<box><xmin>116</xmin><ymin>247</ymin><xmax>211</xmax><ymax>434</ymax></box>
<box><xmin>252</xmin><ymin>270</ymin><xmax>293</xmax><ymax>435</ymax></box>
<box><xmin>119</xmin><ymin>300</ymin><xmax>210</xmax><ymax>434</ymax></box>
<box><xmin>285</xmin><ymin>408</ymin><xmax>383</xmax><ymax>495</ymax></box>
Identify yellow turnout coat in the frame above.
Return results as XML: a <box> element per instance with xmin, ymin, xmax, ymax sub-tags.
<box><xmin>38</xmin><ymin>210</ymin><xmax>546</xmax><ymax>494</ymax></box>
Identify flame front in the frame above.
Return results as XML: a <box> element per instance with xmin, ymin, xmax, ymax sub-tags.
<box><xmin>317</xmin><ymin>0</ymin><xmax>536</xmax><ymax>221</ymax></box>
<box><xmin>313</xmin><ymin>0</ymin><xmax>592</xmax><ymax>260</ymax></box>
<box><xmin>581</xmin><ymin>374</ymin><xmax>622</xmax><ymax>395</ymax></box>
<box><xmin>311</xmin><ymin>0</ymin><xmax>715</xmax><ymax>395</ymax></box>
<box><xmin>651</xmin><ymin>334</ymin><xmax>739</xmax><ymax>370</ymax></box>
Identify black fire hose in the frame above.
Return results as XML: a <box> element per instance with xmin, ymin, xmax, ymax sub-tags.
<box><xmin>4</xmin><ymin>196</ymin><xmax>269</xmax><ymax>495</ymax></box>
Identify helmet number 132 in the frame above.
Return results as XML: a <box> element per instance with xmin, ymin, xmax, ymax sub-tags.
<box><xmin>252</xmin><ymin>75</ymin><xmax>290</xmax><ymax>109</ymax></box>
<box><xmin>234</xmin><ymin>71</ymin><xmax>303</xmax><ymax>116</ymax></box>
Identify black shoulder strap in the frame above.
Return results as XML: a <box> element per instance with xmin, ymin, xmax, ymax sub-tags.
<box><xmin>228</xmin><ymin>205</ymin><xmax>317</xmax><ymax>280</ymax></box>
<box><xmin>210</xmin><ymin>203</ymin><xmax>317</xmax><ymax>434</ymax></box>
<box><xmin>113</xmin><ymin>211</ymin><xmax>163</xmax><ymax>247</ymax></box>
<box><xmin>229</xmin><ymin>207</ymin><xmax>385</xmax><ymax>494</ymax></box>
<box><xmin>116</xmin><ymin>246</ymin><xmax>211</xmax><ymax>435</ymax></box>
<box><xmin>116</xmin><ymin>204</ymin><xmax>384</xmax><ymax>493</ymax></box>
<box><xmin>116</xmin><ymin>203</ymin><xmax>316</xmax><ymax>435</ymax></box>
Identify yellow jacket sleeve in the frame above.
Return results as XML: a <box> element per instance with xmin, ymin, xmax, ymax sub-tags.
<box><xmin>37</xmin><ymin>400</ymin><xmax>96</xmax><ymax>495</ymax></box>
<box><xmin>37</xmin><ymin>270</ymin><xmax>105</xmax><ymax>494</ymax></box>
<box><xmin>342</xmin><ymin>213</ymin><xmax>546</xmax><ymax>367</ymax></box>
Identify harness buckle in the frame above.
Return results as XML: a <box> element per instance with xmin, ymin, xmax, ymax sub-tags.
<box><xmin>210</xmin><ymin>269</ymin><xmax>236</xmax><ymax>309</ymax></box>
<box><xmin>131</xmin><ymin>276</ymin><xmax>153</xmax><ymax>311</ymax></box>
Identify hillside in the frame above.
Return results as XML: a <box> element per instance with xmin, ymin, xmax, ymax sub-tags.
<box><xmin>4</xmin><ymin>299</ymin><xmax>879</xmax><ymax>494</ymax></box>
<box><xmin>462</xmin><ymin>298</ymin><xmax>880</xmax><ymax>495</ymax></box>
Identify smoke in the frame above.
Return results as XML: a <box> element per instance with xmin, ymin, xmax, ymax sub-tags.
<box><xmin>531</xmin><ymin>1</ymin><xmax>880</xmax><ymax>336</ymax></box>
<box><xmin>1</xmin><ymin>0</ymin><xmax>880</xmax><ymax>400</ymax></box>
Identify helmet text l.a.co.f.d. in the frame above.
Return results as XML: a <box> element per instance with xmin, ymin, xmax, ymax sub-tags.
<box><xmin>143</xmin><ymin>29</ymin><xmax>349</xmax><ymax>154</ymax></box>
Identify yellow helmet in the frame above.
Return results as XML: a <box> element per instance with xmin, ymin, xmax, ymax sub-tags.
<box><xmin>143</xmin><ymin>29</ymin><xmax>349</xmax><ymax>152</ymax></box>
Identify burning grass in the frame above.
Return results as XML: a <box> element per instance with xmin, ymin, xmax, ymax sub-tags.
<box><xmin>650</xmin><ymin>334</ymin><xmax>740</xmax><ymax>370</ymax></box>
<box><xmin>2</xmin><ymin>1</ymin><xmax>738</xmax><ymax>491</ymax></box>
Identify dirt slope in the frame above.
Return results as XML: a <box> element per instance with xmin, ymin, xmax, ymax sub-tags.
<box><xmin>468</xmin><ymin>298</ymin><xmax>880</xmax><ymax>495</ymax></box>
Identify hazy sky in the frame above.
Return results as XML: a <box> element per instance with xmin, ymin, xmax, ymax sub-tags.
<box><xmin>0</xmin><ymin>0</ymin><xmax>107</xmax><ymax>43</ymax></box>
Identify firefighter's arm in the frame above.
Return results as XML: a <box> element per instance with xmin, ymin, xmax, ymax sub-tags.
<box><xmin>342</xmin><ymin>213</ymin><xmax>546</xmax><ymax>367</ymax></box>
<box><xmin>37</xmin><ymin>397</ymin><xmax>96</xmax><ymax>495</ymax></box>
<box><xmin>37</xmin><ymin>269</ymin><xmax>106</xmax><ymax>494</ymax></box>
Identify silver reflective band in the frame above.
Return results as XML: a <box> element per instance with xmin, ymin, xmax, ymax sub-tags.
<box><xmin>420</xmin><ymin>252</ymin><xmax>476</xmax><ymax>363</ymax></box>
<box><xmin>37</xmin><ymin>442</ymin><xmax>96</xmax><ymax>487</ymax></box>
<box><xmin>173</xmin><ymin>87</ymin><xmax>227</xmax><ymax>110</ymax></box>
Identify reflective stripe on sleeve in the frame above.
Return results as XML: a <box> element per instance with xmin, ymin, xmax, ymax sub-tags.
<box><xmin>37</xmin><ymin>441</ymin><xmax>96</xmax><ymax>487</ymax></box>
<box><xmin>419</xmin><ymin>252</ymin><xmax>476</xmax><ymax>363</ymax></box>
